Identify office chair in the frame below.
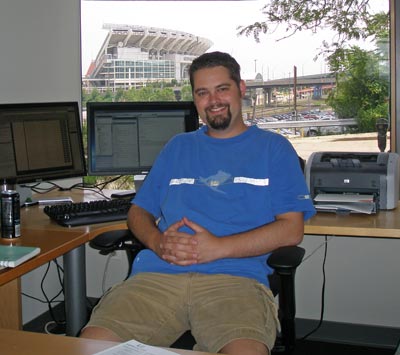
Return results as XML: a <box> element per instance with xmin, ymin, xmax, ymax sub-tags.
<box><xmin>90</xmin><ymin>229</ymin><xmax>305</xmax><ymax>354</ymax></box>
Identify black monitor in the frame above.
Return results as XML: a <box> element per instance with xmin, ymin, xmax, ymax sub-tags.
<box><xmin>87</xmin><ymin>101</ymin><xmax>199</xmax><ymax>176</ymax></box>
<box><xmin>0</xmin><ymin>102</ymin><xmax>86</xmax><ymax>184</ymax></box>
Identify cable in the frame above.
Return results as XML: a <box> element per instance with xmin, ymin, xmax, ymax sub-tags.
<box><xmin>302</xmin><ymin>235</ymin><xmax>333</xmax><ymax>263</ymax></box>
<box><xmin>44</xmin><ymin>320</ymin><xmax>66</xmax><ymax>335</ymax></box>
<box><xmin>40</xmin><ymin>262</ymin><xmax>66</xmax><ymax>327</ymax></box>
<box><xmin>300</xmin><ymin>235</ymin><xmax>328</xmax><ymax>341</ymax></box>
<box><xmin>22</xmin><ymin>261</ymin><xmax>66</xmax><ymax>335</ymax></box>
<box><xmin>101</xmin><ymin>252</ymin><xmax>115</xmax><ymax>294</ymax></box>
<box><xmin>21</xmin><ymin>292</ymin><xmax>63</xmax><ymax>305</ymax></box>
<box><xmin>20</xmin><ymin>175</ymin><xmax>126</xmax><ymax>198</ymax></box>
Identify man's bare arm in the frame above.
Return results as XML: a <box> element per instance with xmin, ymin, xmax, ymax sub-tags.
<box><xmin>218</xmin><ymin>211</ymin><xmax>304</xmax><ymax>259</ymax></box>
<box><xmin>162</xmin><ymin>211</ymin><xmax>304</xmax><ymax>265</ymax></box>
<box><xmin>127</xmin><ymin>204</ymin><xmax>163</xmax><ymax>255</ymax></box>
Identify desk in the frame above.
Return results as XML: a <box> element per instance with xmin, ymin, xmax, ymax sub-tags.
<box><xmin>2</xmin><ymin>189</ymin><xmax>400</xmax><ymax>339</ymax></box>
<box><xmin>0</xmin><ymin>328</ymin><xmax>217</xmax><ymax>355</ymax></box>
<box><xmin>0</xmin><ymin>189</ymin><xmax>127</xmax><ymax>336</ymax></box>
<box><xmin>304</xmin><ymin>207</ymin><xmax>400</xmax><ymax>238</ymax></box>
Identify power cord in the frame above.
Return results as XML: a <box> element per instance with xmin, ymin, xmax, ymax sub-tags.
<box><xmin>102</xmin><ymin>252</ymin><xmax>115</xmax><ymax>294</ymax></box>
<box><xmin>20</xmin><ymin>175</ymin><xmax>128</xmax><ymax>199</ymax></box>
<box><xmin>300</xmin><ymin>235</ymin><xmax>328</xmax><ymax>341</ymax></box>
<box><xmin>22</xmin><ymin>260</ymin><xmax>66</xmax><ymax>334</ymax></box>
<box><xmin>40</xmin><ymin>261</ymin><xmax>66</xmax><ymax>331</ymax></box>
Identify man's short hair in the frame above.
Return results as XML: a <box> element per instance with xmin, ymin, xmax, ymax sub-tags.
<box><xmin>189</xmin><ymin>51</ymin><xmax>242</xmax><ymax>90</ymax></box>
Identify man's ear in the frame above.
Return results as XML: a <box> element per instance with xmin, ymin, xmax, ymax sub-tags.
<box><xmin>239</xmin><ymin>80</ymin><xmax>246</xmax><ymax>97</ymax></box>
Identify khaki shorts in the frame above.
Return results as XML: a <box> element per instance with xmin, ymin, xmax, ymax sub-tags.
<box><xmin>84</xmin><ymin>273</ymin><xmax>279</xmax><ymax>353</ymax></box>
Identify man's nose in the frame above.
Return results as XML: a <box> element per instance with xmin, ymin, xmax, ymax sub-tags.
<box><xmin>208</xmin><ymin>91</ymin><xmax>220</xmax><ymax>103</ymax></box>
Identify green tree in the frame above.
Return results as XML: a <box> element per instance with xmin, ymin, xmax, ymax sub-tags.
<box><xmin>180</xmin><ymin>85</ymin><xmax>193</xmax><ymax>101</ymax></box>
<box><xmin>121</xmin><ymin>85</ymin><xmax>176</xmax><ymax>101</ymax></box>
<box><xmin>238</xmin><ymin>0</ymin><xmax>388</xmax><ymax>62</ymax></box>
<box><xmin>114</xmin><ymin>88</ymin><xmax>125</xmax><ymax>102</ymax></box>
<box><xmin>86</xmin><ymin>88</ymin><xmax>106</xmax><ymax>102</ymax></box>
<box><xmin>326</xmin><ymin>46</ymin><xmax>389</xmax><ymax>131</ymax></box>
<box><xmin>102</xmin><ymin>88</ymin><xmax>114</xmax><ymax>102</ymax></box>
<box><xmin>239</xmin><ymin>0</ymin><xmax>389</xmax><ymax>132</ymax></box>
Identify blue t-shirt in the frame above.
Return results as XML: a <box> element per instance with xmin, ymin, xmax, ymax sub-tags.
<box><xmin>131</xmin><ymin>125</ymin><xmax>315</xmax><ymax>286</ymax></box>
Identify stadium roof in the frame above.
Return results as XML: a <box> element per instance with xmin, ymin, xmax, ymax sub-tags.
<box><xmin>98</xmin><ymin>23</ymin><xmax>213</xmax><ymax>58</ymax></box>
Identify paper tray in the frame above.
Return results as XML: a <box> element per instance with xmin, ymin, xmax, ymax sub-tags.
<box><xmin>314</xmin><ymin>193</ymin><xmax>377</xmax><ymax>214</ymax></box>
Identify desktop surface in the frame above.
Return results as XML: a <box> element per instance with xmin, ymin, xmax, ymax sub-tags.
<box><xmin>305</xmin><ymin>205</ymin><xmax>400</xmax><ymax>238</ymax></box>
<box><xmin>18</xmin><ymin>188</ymin><xmax>400</xmax><ymax>239</ymax></box>
<box><xmin>0</xmin><ymin>328</ymin><xmax>218</xmax><ymax>355</ymax></box>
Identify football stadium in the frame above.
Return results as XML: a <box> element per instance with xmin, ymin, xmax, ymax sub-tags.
<box><xmin>83</xmin><ymin>23</ymin><xmax>213</xmax><ymax>91</ymax></box>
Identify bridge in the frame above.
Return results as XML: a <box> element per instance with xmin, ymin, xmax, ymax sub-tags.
<box><xmin>244</xmin><ymin>72</ymin><xmax>336</xmax><ymax>104</ymax></box>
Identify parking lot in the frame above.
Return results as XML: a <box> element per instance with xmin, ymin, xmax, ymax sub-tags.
<box><xmin>288</xmin><ymin>132</ymin><xmax>389</xmax><ymax>161</ymax></box>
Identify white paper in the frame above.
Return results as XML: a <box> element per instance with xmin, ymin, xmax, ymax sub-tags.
<box><xmin>314</xmin><ymin>193</ymin><xmax>374</xmax><ymax>203</ymax></box>
<box><xmin>93</xmin><ymin>339</ymin><xmax>180</xmax><ymax>355</ymax></box>
<box><xmin>314</xmin><ymin>193</ymin><xmax>376</xmax><ymax>214</ymax></box>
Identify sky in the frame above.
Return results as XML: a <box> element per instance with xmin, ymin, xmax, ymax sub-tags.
<box><xmin>81</xmin><ymin>0</ymin><xmax>387</xmax><ymax>81</ymax></box>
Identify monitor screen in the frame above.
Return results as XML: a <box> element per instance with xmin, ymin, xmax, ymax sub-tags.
<box><xmin>87</xmin><ymin>101</ymin><xmax>199</xmax><ymax>176</ymax></box>
<box><xmin>0</xmin><ymin>102</ymin><xmax>86</xmax><ymax>184</ymax></box>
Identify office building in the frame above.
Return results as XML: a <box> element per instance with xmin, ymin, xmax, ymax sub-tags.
<box><xmin>83</xmin><ymin>23</ymin><xmax>213</xmax><ymax>91</ymax></box>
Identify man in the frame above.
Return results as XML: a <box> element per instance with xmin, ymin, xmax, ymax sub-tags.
<box><xmin>80</xmin><ymin>51</ymin><xmax>315</xmax><ymax>355</ymax></box>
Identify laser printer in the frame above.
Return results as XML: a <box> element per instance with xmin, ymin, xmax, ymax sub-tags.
<box><xmin>305</xmin><ymin>151</ymin><xmax>400</xmax><ymax>212</ymax></box>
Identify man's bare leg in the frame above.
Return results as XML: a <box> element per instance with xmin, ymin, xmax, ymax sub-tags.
<box><xmin>220</xmin><ymin>338</ymin><xmax>269</xmax><ymax>355</ymax></box>
<box><xmin>80</xmin><ymin>326</ymin><xmax>123</xmax><ymax>342</ymax></box>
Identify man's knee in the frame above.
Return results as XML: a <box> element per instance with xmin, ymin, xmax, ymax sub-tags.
<box><xmin>220</xmin><ymin>338</ymin><xmax>269</xmax><ymax>355</ymax></box>
<box><xmin>79</xmin><ymin>326</ymin><xmax>123</xmax><ymax>342</ymax></box>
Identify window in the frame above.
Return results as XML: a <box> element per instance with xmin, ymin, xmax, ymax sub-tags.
<box><xmin>81</xmin><ymin>0</ymin><xmax>392</xmax><ymax>162</ymax></box>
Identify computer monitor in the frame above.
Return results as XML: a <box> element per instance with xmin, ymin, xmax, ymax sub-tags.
<box><xmin>87</xmin><ymin>101</ymin><xmax>199</xmax><ymax>176</ymax></box>
<box><xmin>0</xmin><ymin>102</ymin><xmax>86</xmax><ymax>185</ymax></box>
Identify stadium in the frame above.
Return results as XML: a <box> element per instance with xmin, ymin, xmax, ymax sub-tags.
<box><xmin>83</xmin><ymin>23</ymin><xmax>213</xmax><ymax>92</ymax></box>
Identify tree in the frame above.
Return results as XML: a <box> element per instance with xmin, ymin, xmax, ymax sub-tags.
<box><xmin>239</xmin><ymin>0</ymin><xmax>390</xmax><ymax>132</ymax></box>
<box><xmin>326</xmin><ymin>46</ymin><xmax>389</xmax><ymax>131</ymax></box>
<box><xmin>121</xmin><ymin>85</ymin><xmax>176</xmax><ymax>102</ymax></box>
<box><xmin>238</xmin><ymin>0</ymin><xmax>388</xmax><ymax>63</ymax></box>
<box><xmin>180</xmin><ymin>85</ymin><xmax>193</xmax><ymax>101</ymax></box>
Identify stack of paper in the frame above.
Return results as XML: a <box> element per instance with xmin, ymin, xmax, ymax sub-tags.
<box><xmin>313</xmin><ymin>193</ymin><xmax>377</xmax><ymax>214</ymax></box>
<box><xmin>0</xmin><ymin>245</ymin><xmax>41</xmax><ymax>268</ymax></box>
<box><xmin>93</xmin><ymin>339</ymin><xmax>179</xmax><ymax>355</ymax></box>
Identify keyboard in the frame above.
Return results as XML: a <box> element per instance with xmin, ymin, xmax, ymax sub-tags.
<box><xmin>43</xmin><ymin>198</ymin><xmax>132</xmax><ymax>227</ymax></box>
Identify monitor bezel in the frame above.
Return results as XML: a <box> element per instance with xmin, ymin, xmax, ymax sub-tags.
<box><xmin>86</xmin><ymin>101</ymin><xmax>199</xmax><ymax>176</ymax></box>
<box><xmin>0</xmin><ymin>101</ymin><xmax>87</xmax><ymax>184</ymax></box>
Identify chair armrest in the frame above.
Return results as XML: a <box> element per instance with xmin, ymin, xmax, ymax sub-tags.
<box><xmin>89</xmin><ymin>229</ymin><xmax>144</xmax><ymax>253</ymax></box>
<box><xmin>90</xmin><ymin>229</ymin><xmax>145</xmax><ymax>277</ymax></box>
<box><xmin>267</xmin><ymin>245</ymin><xmax>305</xmax><ymax>274</ymax></box>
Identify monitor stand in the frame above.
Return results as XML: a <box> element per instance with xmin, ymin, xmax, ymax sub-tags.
<box><xmin>110</xmin><ymin>174</ymin><xmax>147</xmax><ymax>199</ymax></box>
<box><xmin>110</xmin><ymin>190</ymin><xmax>137</xmax><ymax>199</ymax></box>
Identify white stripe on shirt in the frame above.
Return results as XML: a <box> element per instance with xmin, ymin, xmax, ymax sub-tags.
<box><xmin>169</xmin><ymin>177</ymin><xmax>269</xmax><ymax>186</ymax></box>
<box><xmin>170</xmin><ymin>178</ymin><xmax>195</xmax><ymax>185</ymax></box>
<box><xmin>233</xmin><ymin>177</ymin><xmax>269</xmax><ymax>186</ymax></box>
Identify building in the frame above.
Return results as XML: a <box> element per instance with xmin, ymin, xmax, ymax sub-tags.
<box><xmin>83</xmin><ymin>23</ymin><xmax>213</xmax><ymax>92</ymax></box>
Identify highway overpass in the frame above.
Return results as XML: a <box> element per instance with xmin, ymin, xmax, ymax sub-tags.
<box><xmin>244</xmin><ymin>72</ymin><xmax>336</xmax><ymax>103</ymax></box>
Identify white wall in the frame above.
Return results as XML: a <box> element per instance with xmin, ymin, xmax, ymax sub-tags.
<box><xmin>0</xmin><ymin>0</ymin><xmax>82</xmax><ymax>323</ymax></box>
<box><xmin>0</xmin><ymin>0</ymin><xmax>82</xmax><ymax>104</ymax></box>
<box><xmin>297</xmin><ymin>234</ymin><xmax>400</xmax><ymax>328</ymax></box>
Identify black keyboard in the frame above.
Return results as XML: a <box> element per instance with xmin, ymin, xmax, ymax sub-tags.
<box><xmin>43</xmin><ymin>199</ymin><xmax>132</xmax><ymax>227</ymax></box>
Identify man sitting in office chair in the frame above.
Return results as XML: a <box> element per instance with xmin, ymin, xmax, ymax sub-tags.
<box><xmin>80</xmin><ymin>51</ymin><xmax>316</xmax><ymax>355</ymax></box>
